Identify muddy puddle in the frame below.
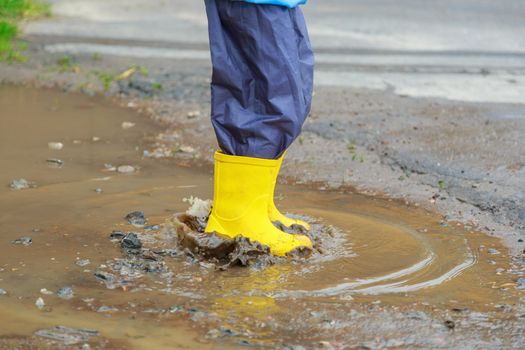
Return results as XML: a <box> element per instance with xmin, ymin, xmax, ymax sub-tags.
<box><xmin>0</xmin><ymin>85</ymin><xmax>523</xmax><ymax>349</ymax></box>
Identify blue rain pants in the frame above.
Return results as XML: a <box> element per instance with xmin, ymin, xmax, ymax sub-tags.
<box><xmin>238</xmin><ymin>0</ymin><xmax>307</xmax><ymax>8</ymax></box>
<box><xmin>205</xmin><ymin>0</ymin><xmax>314</xmax><ymax>159</ymax></box>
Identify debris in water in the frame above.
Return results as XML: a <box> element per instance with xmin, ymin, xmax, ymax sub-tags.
<box><xmin>46</xmin><ymin>158</ymin><xmax>64</xmax><ymax>168</ymax></box>
<box><xmin>94</xmin><ymin>270</ymin><xmax>134</xmax><ymax>290</ymax></box>
<box><xmin>182</xmin><ymin>196</ymin><xmax>211</xmax><ymax>230</ymax></box>
<box><xmin>168</xmin><ymin>214</ymin><xmax>288</xmax><ymax>268</ymax></box>
<box><xmin>125</xmin><ymin>211</ymin><xmax>147</xmax><ymax>227</ymax></box>
<box><xmin>35</xmin><ymin>326</ymin><xmax>99</xmax><ymax>345</ymax></box>
<box><xmin>117</xmin><ymin>165</ymin><xmax>136</xmax><ymax>174</ymax></box>
<box><xmin>48</xmin><ymin>142</ymin><xmax>64</xmax><ymax>150</ymax></box>
<box><xmin>121</xmin><ymin>121</ymin><xmax>136</xmax><ymax>129</ymax></box>
<box><xmin>76</xmin><ymin>259</ymin><xmax>91</xmax><ymax>267</ymax></box>
<box><xmin>57</xmin><ymin>286</ymin><xmax>74</xmax><ymax>300</ymax></box>
<box><xmin>8</xmin><ymin>178</ymin><xmax>35</xmax><ymax>190</ymax></box>
<box><xmin>35</xmin><ymin>297</ymin><xmax>45</xmax><ymax>309</ymax></box>
<box><xmin>12</xmin><ymin>236</ymin><xmax>32</xmax><ymax>246</ymax></box>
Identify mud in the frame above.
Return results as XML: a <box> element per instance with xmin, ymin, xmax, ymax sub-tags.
<box><xmin>1</xmin><ymin>85</ymin><xmax>524</xmax><ymax>349</ymax></box>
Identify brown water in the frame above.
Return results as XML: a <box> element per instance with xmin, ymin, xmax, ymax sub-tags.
<box><xmin>0</xmin><ymin>85</ymin><xmax>521</xmax><ymax>349</ymax></box>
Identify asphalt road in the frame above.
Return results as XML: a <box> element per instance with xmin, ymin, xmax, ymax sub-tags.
<box><xmin>27</xmin><ymin>0</ymin><xmax>525</xmax><ymax>103</ymax></box>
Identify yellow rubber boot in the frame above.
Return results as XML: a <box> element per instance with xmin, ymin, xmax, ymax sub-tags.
<box><xmin>268</xmin><ymin>153</ymin><xmax>311</xmax><ymax>231</ymax></box>
<box><xmin>205</xmin><ymin>151</ymin><xmax>312</xmax><ymax>256</ymax></box>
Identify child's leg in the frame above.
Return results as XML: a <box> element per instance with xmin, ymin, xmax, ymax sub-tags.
<box><xmin>205</xmin><ymin>0</ymin><xmax>314</xmax><ymax>160</ymax></box>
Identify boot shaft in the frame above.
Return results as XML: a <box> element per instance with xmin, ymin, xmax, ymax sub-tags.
<box><xmin>211</xmin><ymin>152</ymin><xmax>279</xmax><ymax>219</ymax></box>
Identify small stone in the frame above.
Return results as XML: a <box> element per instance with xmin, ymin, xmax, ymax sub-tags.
<box><xmin>76</xmin><ymin>259</ymin><xmax>91</xmax><ymax>267</ymax></box>
<box><xmin>109</xmin><ymin>230</ymin><xmax>126</xmax><ymax>240</ymax></box>
<box><xmin>0</xmin><ymin>288</ymin><xmax>7</xmax><ymax>295</ymax></box>
<box><xmin>516</xmin><ymin>277</ymin><xmax>525</xmax><ymax>290</ymax></box>
<box><xmin>12</xmin><ymin>236</ymin><xmax>32</xmax><ymax>246</ymax></box>
<box><xmin>9</xmin><ymin>179</ymin><xmax>34</xmax><ymax>190</ymax></box>
<box><xmin>125</xmin><ymin>211</ymin><xmax>146</xmax><ymax>227</ymax></box>
<box><xmin>121</xmin><ymin>121</ymin><xmax>136</xmax><ymax>129</ymax></box>
<box><xmin>205</xmin><ymin>329</ymin><xmax>221</xmax><ymax>339</ymax></box>
<box><xmin>488</xmin><ymin>248</ymin><xmax>501</xmax><ymax>255</ymax></box>
<box><xmin>48</xmin><ymin>142</ymin><xmax>64</xmax><ymax>150</ymax></box>
<box><xmin>178</xmin><ymin>146</ymin><xmax>195</xmax><ymax>153</ymax></box>
<box><xmin>94</xmin><ymin>188</ymin><xmax>103</xmax><ymax>194</ymax></box>
<box><xmin>97</xmin><ymin>305</ymin><xmax>117</xmax><ymax>313</ymax></box>
<box><xmin>187</xmin><ymin>110</ymin><xmax>200</xmax><ymax>119</ymax></box>
<box><xmin>121</xmin><ymin>233</ymin><xmax>142</xmax><ymax>250</ymax></box>
<box><xmin>40</xmin><ymin>288</ymin><xmax>53</xmax><ymax>295</ymax></box>
<box><xmin>318</xmin><ymin>341</ymin><xmax>335</xmax><ymax>350</ymax></box>
<box><xmin>444</xmin><ymin>320</ymin><xmax>455</xmax><ymax>329</ymax></box>
<box><xmin>92</xmin><ymin>136</ymin><xmax>100</xmax><ymax>142</ymax></box>
<box><xmin>57</xmin><ymin>286</ymin><xmax>74</xmax><ymax>300</ymax></box>
<box><xmin>117</xmin><ymin>165</ymin><xmax>135</xmax><ymax>174</ymax></box>
<box><xmin>35</xmin><ymin>297</ymin><xmax>45</xmax><ymax>309</ymax></box>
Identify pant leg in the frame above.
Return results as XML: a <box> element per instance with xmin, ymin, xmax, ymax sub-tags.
<box><xmin>205</xmin><ymin>0</ymin><xmax>314</xmax><ymax>159</ymax></box>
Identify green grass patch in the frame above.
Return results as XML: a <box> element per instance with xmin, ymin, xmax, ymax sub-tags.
<box><xmin>0</xmin><ymin>0</ymin><xmax>50</xmax><ymax>62</ymax></box>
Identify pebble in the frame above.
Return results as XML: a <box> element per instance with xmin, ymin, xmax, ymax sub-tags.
<box><xmin>76</xmin><ymin>259</ymin><xmax>91</xmax><ymax>267</ymax></box>
<box><xmin>40</xmin><ymin>288</ymin><xmax>53</xmax><ymax>295</ymax></box>
<box><xmin>94</xmin><ymin>188</ymin><xmax>103</xmax><ymax>194</ymax></box>
<box><xmin>187</xmin><ymin>110</ymin><xmax>200</xmax><ymax>119</ymax></box>
<box><xmin>0</xmin><ymin>288</ymin><xmax>7</xmax><ymax>295</ymax></box>
<box><xmin>109</xmin><ymin>230</ymin><xmax>126</xmax><ymax>240</ymax></box>
<box><xmin>117</xmin><ymin>165</ymin><xmax>136</xmax><ymax>174</ymax></box>
<box><xmin>97</xmin><ymin>305</ymin><xmax>118</xmax><ymax>313</ymax></box>
<box><xmin>178</xmin><ymin>146</ymin><xmax>195</xmax><ymax>153</ymax></box>
<box><xmin>9</xmin><ymin>178</ymin><xmax>34</xmax><ymax>190</ymax></box>
<box><xmin>444</xmin><ymin>320</ymin><xmax>455</xmax><ymax>329</ymax></box>
<box><xmin>35</xmin><ymin>297</ymin><xmax>45</xmax><ymax>309</ymax></box>
<box><xmin>488</xmin><ymin>248</ymin><xmax>501</xmax><ymax>255</ymax></box>
<box><xmin>121</xmin><ymin>121</ymin><xmax>136</xmax><ymax>129</ymax></box>
<box><xmin>12</xmin><ymin>236</ymin><xmax>32</xmax><ymax>246</ymax></box>
<box><xmin>516</xmin><ymin>277</ymin><xmax>525</xmax><ymax>290</ymax></box>
<box><xmin>57</xmin><ymin>286</ymin><xmax>74</xmax><ymax>300</ymax></box>
<box><xmin>125</xmin><ymin>211</ymin><xmax>146</xmax><ymax>227</ymax></box>
<box><xmin>48</xmin><ymin>142</ymin><xmax>64</xmax><ymax>150</ymax></box>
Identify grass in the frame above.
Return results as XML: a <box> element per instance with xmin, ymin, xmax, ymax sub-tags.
<box><xmin>0</xmin><ymin>0</ymin><xmax>50</xmax><ymax>62</ymax></box>
<box><xmin>347</xmin><ymin>142</ymin><xmax>366</xmax><ymax>163</ymax></box>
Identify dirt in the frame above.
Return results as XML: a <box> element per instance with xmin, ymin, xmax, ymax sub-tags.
<box><xmin>1</xmin><ymin>85</ymin><xmax>524</xmax><ymax>349</ymax></box>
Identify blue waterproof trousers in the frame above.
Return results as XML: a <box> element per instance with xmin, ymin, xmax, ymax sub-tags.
<box><xmin>205</xmin><ymin>0</ymin><xmax>314</xmax><ymax>159</ymax></box>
